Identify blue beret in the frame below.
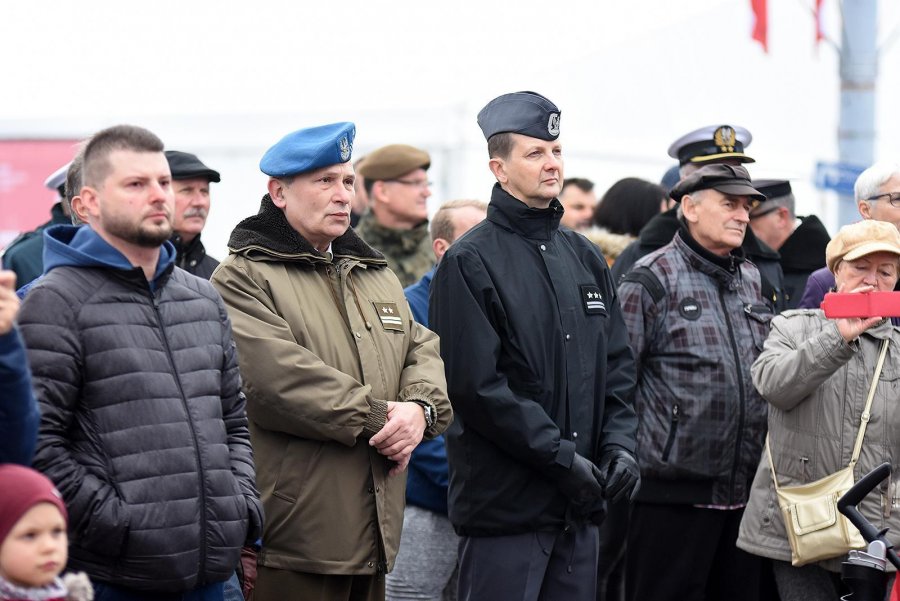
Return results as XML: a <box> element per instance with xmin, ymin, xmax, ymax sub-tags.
<box><xmin>260</xmin><ymin>122</ymin><xmax>356</xmax><ymax>177</ymax></box>
<box><xmin>477</xmin><ymin>91</ymin><xmax>561</xmax><ymax>141</ymax></box>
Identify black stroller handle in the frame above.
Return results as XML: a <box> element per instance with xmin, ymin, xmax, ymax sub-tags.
<box><xmin>837</xmin><ymin>462</ymin><xmax>900</xmax><ymax>571</ymax></box>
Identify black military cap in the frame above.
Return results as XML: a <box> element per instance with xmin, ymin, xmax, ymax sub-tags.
<box><xmin>749</xmin><ymin>179</ymin><xmax>793</xmax><ymax>219</ymax></box>
<box><xmin>165</xmin><ymin>150</ymin><xmax>221</xmax><ymax>182</ymax></box>
<box><xmin>477</xmin><ymin>91</ymin><xmax>561</xmax><ymax>141</ymax></box>
<box><xmin>752</xmin><ymin>179</ymin><xmax>792</xmax><ymax>201</ymax></box>
<box><xmin>667</xmin><ymin>124</ymin><xmax>754</xmax><ymax>166</ymax></box>
<box><xmin>670</xmin><ymin>164</ymin><xmax>765</xmax><ymax>204</ymax></box>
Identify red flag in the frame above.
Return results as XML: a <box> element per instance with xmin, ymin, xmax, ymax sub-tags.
<box><xmin>815</xmin><ymin>0</ymin><xmax>825</xmax><ymax>44</ymax></box>
<box><xmin>751</xmin><ymin>0</ymin><xmax>768</xmax><ymax>52</ymax></box>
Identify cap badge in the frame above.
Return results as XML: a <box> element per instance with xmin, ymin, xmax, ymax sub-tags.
<box><xmin>339</xmin><ymin>136</ymin><xmax>351</xmax><ymax>161</ymax></box>
<box><xmin>713</xmin><ymin>126</ymin><xmax>736</xmax><ymax>153</ymax></box>
<box><xmin>548</xmin><ymin>113</ymin><xmax>560</xmax><ymax>137</ymax></box>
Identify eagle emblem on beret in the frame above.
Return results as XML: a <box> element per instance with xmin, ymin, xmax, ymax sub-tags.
<box><xmin>713</xmin><ymin>126</ymin><xmax>736</xmax><ymax>153</ymax></box>
<box><xmin>548</xmin><ymin>113</ymin><xmax>560</xmax><ymax>137</ymax></box>
<box><xmin>339</xmin><ymin>136</ymin><xmax>351</xmax><ymax>161</ymax></box>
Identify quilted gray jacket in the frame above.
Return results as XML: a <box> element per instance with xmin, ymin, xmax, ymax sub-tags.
<box><xmin>20</xmin><ymin>225</ymin><xmax>261</xmax><ymax>593</ymax></box>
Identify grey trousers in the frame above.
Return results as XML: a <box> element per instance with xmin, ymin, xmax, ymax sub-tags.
<box><xmin>457</xmin><ymin>525</ymin><xmax>600</xmax><ymax>601</ymax></box>
<box><xmin>386</xmin><ymin>505</ymin><xmax>459</xmax><ymax>601</ymax></box>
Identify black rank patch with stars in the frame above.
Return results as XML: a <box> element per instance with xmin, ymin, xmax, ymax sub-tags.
<box><xmin>580</xmin><ymin>285</ymin><xmax>607</xmax><ymax>316</ymax></box>
<box><xmin>373</xmin><ymin>301</ymin><xmax>403</xmax><ymax>331</ymax></box>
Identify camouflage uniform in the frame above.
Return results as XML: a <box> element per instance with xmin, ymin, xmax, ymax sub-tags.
<box><xmin>354</xmin><ymin>212</ymin><xmax>434</xmax><ymax>288</ymax></box>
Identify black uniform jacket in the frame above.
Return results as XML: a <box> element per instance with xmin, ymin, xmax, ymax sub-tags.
<box><xmin>430</xmin><ymin>184</ymin><xmax>637</xmax><ymax>536</ymax></box>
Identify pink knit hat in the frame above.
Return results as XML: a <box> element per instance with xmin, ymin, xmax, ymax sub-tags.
<box><xmin>0</xmin><ymin>464</ymin><xmax>68</xmax><ymax>544</ymax></box>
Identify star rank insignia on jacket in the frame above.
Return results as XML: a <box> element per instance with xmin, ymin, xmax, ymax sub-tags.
<box><xmin>581</xmin><ymin>285</ymin><xmax>607</xmax><ymax>315</ymax></box>
<box><xmin>373</xmin><ymin>302</ymin><xmax>403</xmax><ymax>331</ymax></box>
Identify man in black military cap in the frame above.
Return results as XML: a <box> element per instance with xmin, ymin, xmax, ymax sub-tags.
<box><xmin>165</xmin><ymin>150</ymin><xmax>221</xmax><ymax>279</ymax></box>
<box><xmin>617</xmin><ymin>164</ymin><xmax>772</xmax><ymax>601</ymax></box>
<box><xmin>611</xmin><ymin>124</ymin><xmax>787</xmax><ymax>312</ymax></box>
<box><xmin>430</xmin><ymin>91</ymin><xmax>640</xmax><ymax>601</ymax></box>
<box><xmin>749</xmin><ymin>179</ymin><xmax>830</xmax><ymax>308</ymax></box>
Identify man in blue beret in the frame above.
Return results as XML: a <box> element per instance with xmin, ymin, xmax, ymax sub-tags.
<box><xmin>429</xmin><ymin>92</ymin><xmax>640</xmax><ymax>601</ymax></box>
<box><xmin>211</xmin><ymin>122</ymin><xmax>452</xmax><ymax>601</ymax></box>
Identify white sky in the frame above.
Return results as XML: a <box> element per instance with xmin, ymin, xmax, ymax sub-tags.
<box><xmin>3</xmin><ymin>0</ymin><xmax>900</xmax><ymax>256</ymax></box>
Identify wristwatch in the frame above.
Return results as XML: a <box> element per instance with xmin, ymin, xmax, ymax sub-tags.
<box><xmin>411</xmin><ymin>400</ymin><xmax>436</xmax><ymax>429</ymax></box>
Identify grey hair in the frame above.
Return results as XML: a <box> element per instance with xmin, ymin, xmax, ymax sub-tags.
<box><xmin>855</xmin><ymin>161</ymin><xmax>900</xmax><ymax>203</ymax></box>
<box><xmin>760</xmin><ymin>192</ymin><xmax>796</xmax><ymax>218</ymax></box>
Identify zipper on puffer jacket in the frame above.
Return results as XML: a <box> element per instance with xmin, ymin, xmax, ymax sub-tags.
<box><xmin>661</xmin><ymin>404</ymin><xmax>680</xmax><ymax>462</ymax></box>
<box><xmin>151</xmin><ymin>292</ymin><xmax>208</xmax><ymax>579</ymax></box>
<box><xmin>719</xmin><ymin>287</ymin><xmax>746</xmax><ymax>506</ymax></box>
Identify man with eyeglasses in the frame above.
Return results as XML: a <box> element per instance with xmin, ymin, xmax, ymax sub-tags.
<box><xmin>748</xmin><ymin>180</ymin><xmax>830</xmax><ymax>309</ymax></box>
<box><xmin>797</xmin><ymin>161</ymin><xmax>900</xmax><ymax>309</ymax></box>
<box><xmin>355</xmin><ymin>144</ymin><xmax>435</xmax><ymax>287</ymax></box>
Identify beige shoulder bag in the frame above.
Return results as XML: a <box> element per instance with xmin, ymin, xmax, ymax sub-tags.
<box><xmin>766</xmin><ymin>338</ymin><xmax>889</xmax><ymax>566</ymax></box>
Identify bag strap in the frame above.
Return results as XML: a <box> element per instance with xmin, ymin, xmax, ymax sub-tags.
<box><xmin>766</xmin><ymin>337</ymin><xmax>889</xmax><ymax>489</ymax></box>
<box><xmin>850</xmin><ymin>338</ymin><xmax>889</xmax><ymax>466</ymax></box>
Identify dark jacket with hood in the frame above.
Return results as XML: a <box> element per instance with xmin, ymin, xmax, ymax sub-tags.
<box><xmin>611</xmin><ymin>206</ymin><xmax>787</xmax><ymax>312</ymax></box>
<box><xmin>19</xmin><ymin>225</ymin><xmax>261</xmax><ymax>593</ymax></box>
<box><xmin>430</xmin><ymin>184</ymin><xmax>638</xmax><ymax>536</ymax></box>
<box><xmin>171</xmin><ymin>232</ymin><xmax>219</xmax><ymax>280</ymax></box>
<box><xmin>777</xmin><ymin>215</ymin><xmax>830</xmax><ymax>309</ymax></box>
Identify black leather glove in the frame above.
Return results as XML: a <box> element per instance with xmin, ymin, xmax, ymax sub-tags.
<box><xmin>598</xmin><ymin>446</ymin><xmax>641</xmax><ymax>504</ymax></box>
<box><xmin>556</xmin><ymin>453</ymin><xmax>605</xmax><ymax>506</ymax></box>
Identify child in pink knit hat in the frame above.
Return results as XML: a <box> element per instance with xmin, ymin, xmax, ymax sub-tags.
<box><xmin>0</xmin><ymin>464</ymin><xmax>91</xmax><ymax>601</ymax></box>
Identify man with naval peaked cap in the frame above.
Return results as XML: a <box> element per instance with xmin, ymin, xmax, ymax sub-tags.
<box><xmin>612</xmin><ymin>124</ymin><xmax>787</xmax><ymax>312</ymax></box>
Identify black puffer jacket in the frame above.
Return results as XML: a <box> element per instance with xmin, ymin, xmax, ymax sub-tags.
<box><xmin>20</xmin><ymin>225</ymin><xmax>261</xmax><ymax>593</ymax></box>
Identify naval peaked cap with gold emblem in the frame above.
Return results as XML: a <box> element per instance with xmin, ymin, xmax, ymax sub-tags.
<box><xmin>667</xmin><ymin>124</ymin><xmax>754</xmax><ymax>166</ymax></box>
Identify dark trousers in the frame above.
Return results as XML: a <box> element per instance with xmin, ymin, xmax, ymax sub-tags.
<box><xmin>93</xmin><ymin>581</ymin><xmax>225</xmax><ymax>601</ymax></box>
<box><xmin>625</xmin><ymin>503</ymin><xmax>761</xmax><ymax>601</ymax></box>
<box><xmin>457</xmin><ymin>525</ymin><xmax>599</xmax><ymax>601</ymax></box>
<box><xmin>254</xmin><ymin>566</ymin><xmax>384</xmax><ymax>601</ymax></box>
<box><xmin>597</xmin><ymin>499</ymin><xmax>629</xmax><ymax>601</ymax></box>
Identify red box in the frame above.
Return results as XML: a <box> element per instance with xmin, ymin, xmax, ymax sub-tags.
<box><xmin>820</xmin><ymin>291</ymin><xmax>900</xmax><ymax>318</ymax></box>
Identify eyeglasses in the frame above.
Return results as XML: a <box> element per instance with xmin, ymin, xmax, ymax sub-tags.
<box><xmin>386</xmin><ymin>179</ymin><xmax>432</xmax><ymax>190</ymax></box>
<box><xmin>867</xmin><ymin>192</ymin><xmax>900</xmax><ymax>208</ymax></box>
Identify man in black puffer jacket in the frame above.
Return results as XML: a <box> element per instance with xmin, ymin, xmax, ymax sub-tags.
<box><xmin>18</xmin><ymin>125</ymin><xmax>261</xmax><ymax>600</ymax></box>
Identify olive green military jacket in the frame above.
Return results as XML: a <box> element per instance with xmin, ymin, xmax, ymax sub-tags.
<box><xmin>354</xmin><ymin>212</ymin><xmax>434</xmax><ymax>288</ymax></box>
<box><xmin>211</xmin><ymin>196</ymin><xmax>451</xmax><ymax>576</ymax></box>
